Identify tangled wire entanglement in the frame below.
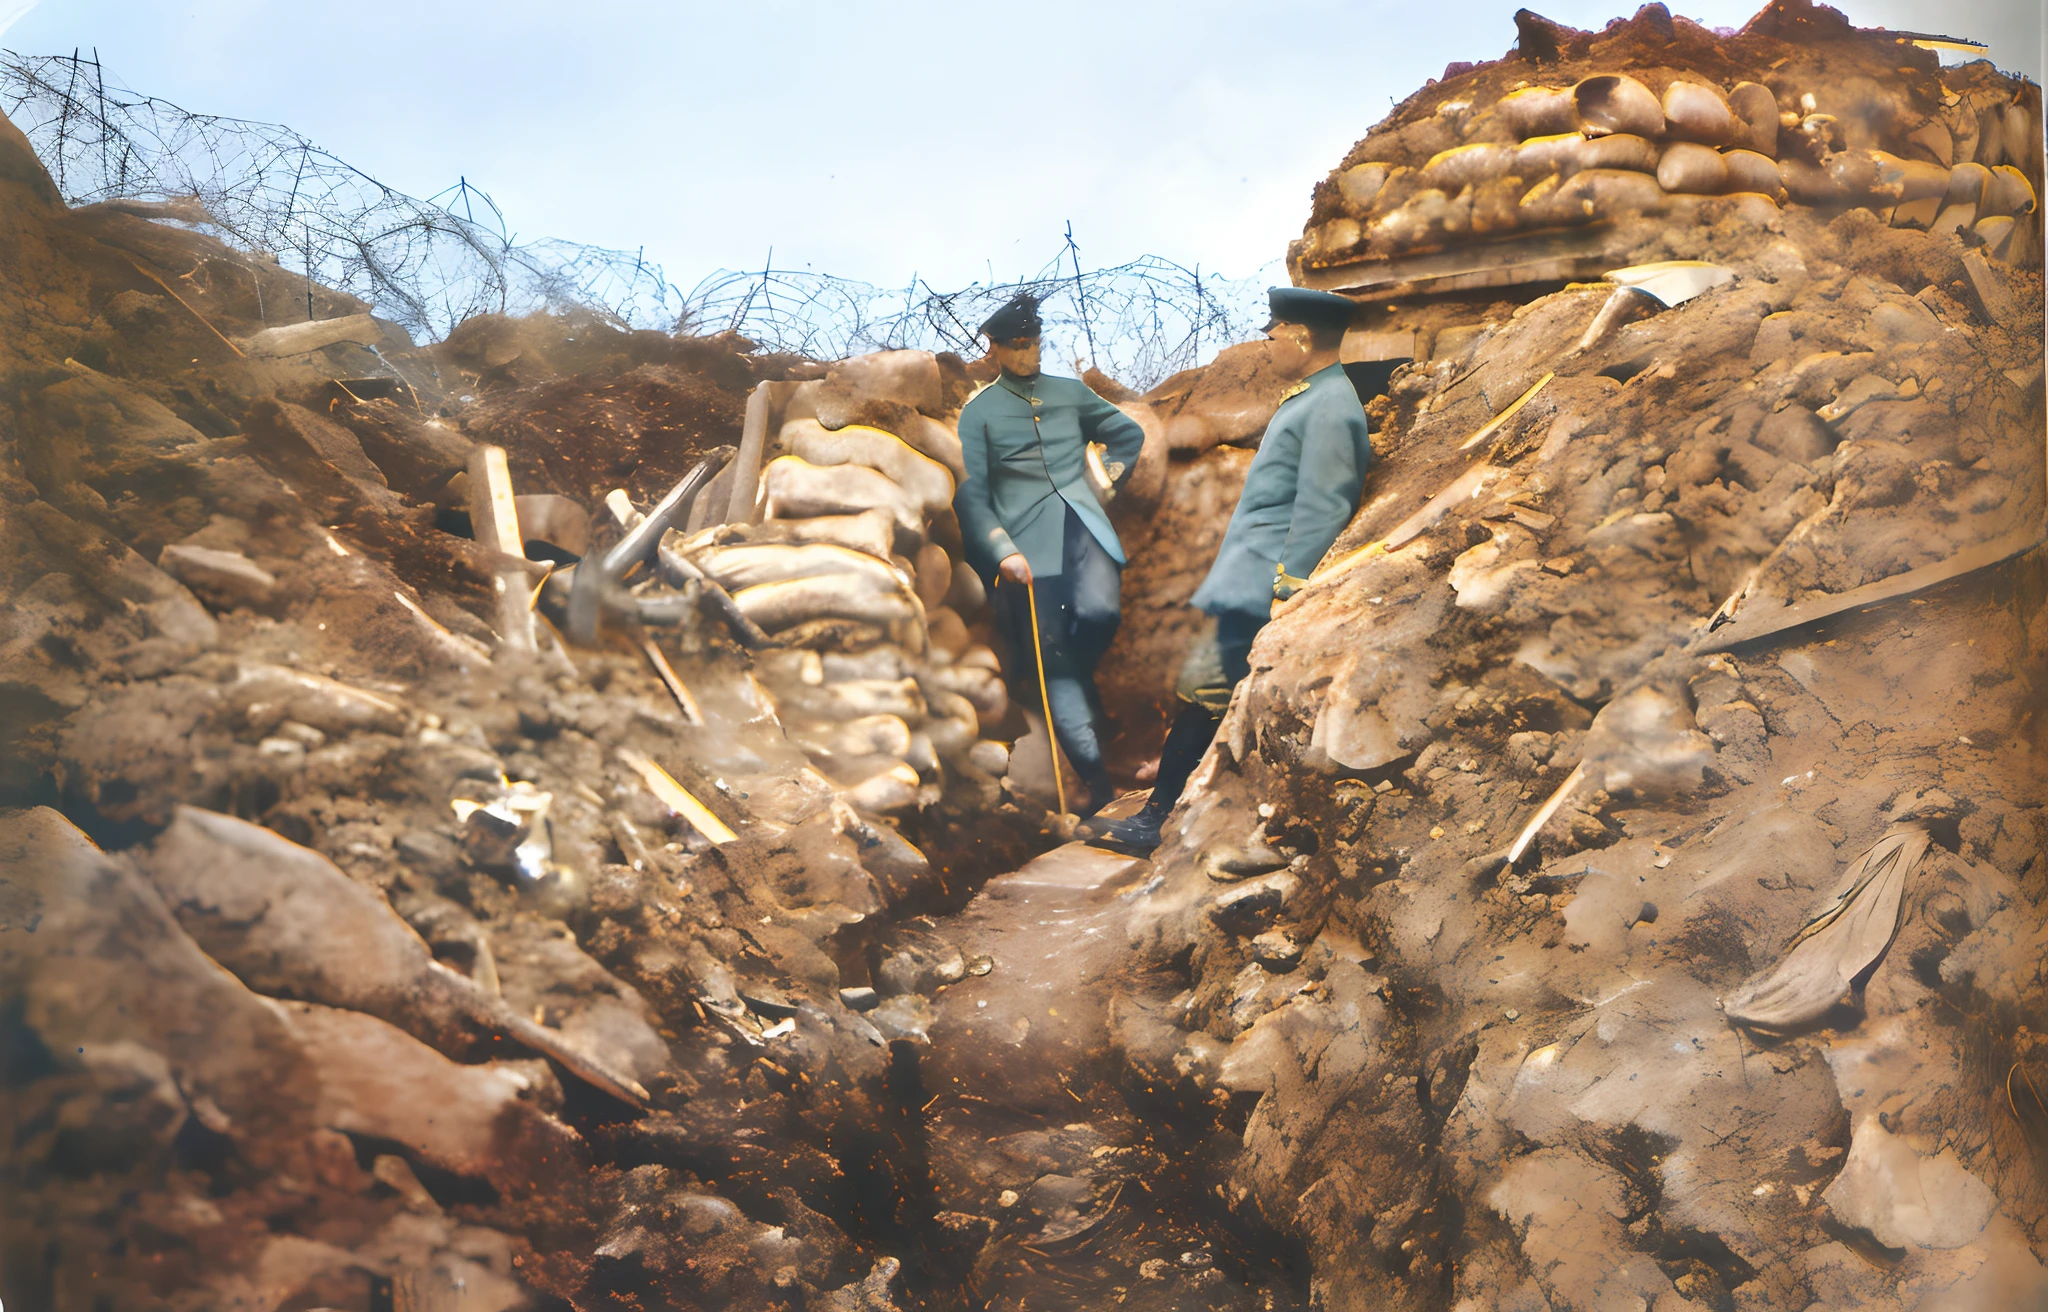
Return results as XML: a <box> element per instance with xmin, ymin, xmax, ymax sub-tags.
<box><xmin>0</xmin><ymin>50</ymin><xmax>1270</xmax><ymax>387</ymax></box>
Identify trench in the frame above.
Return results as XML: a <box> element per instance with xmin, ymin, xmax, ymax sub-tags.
<box><xmin>836</xmin><ymin>825</ymin><xmax>1307</xmax><ymax>1312</ymax></box>
<box><xmin>10</xmin><ymin>13</ymin><xmax>2048</xmax><ymax>1303</ymax></box>
<box><xmin>567</xmin><ymin>686</ymin><xmax>1312</xmax><ymax>1311</ymax></box>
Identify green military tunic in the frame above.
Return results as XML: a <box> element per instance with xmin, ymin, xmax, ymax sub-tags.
<box><xmin>1189</xmin><ymin>362</ymin><xmax>1373</xmax><ymax>616</ymax></box>
<box><xmin>954</xmin><ymin>371</ymin><xmax>1146</xmax><ymax>584</ymax></box>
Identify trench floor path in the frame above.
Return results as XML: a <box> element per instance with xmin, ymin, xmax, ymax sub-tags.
<box><xmin>896</xmin><ymin>822</ymin><xmax>1302</xmax><ymax>1311</ymax></box>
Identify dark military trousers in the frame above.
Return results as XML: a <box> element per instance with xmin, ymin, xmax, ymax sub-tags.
<box><xmin>1137</xmin><ymin>607</ymin><xmax>1266</xmax><ymax>819</ymax></box>
<box><xmin>994</xmin><ymin>507</ymin><xmax>1120</xmax><ymax>795</ymax></box>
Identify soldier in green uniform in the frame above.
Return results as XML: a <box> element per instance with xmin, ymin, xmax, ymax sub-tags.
<box><xmin>955</xmin><ymin>293</ymin><xmax>1147</xmax><ymax>814</ymax></box>
<box><xmin>1098</xmin><ymin>286</ymin><xmax>1373</xmax><ymax>853</ymax></box>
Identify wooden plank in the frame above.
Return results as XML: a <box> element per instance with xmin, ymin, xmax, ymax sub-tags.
<box><xmin>618</xmin><ymin>747</ymin><xmax>737</xmax><ymax>844</ymax></box>
<box><xmin>1340</xmin><ymin>327</ymin><xmax>1418</xmax><ymax>363</ymax></box>
<box><xmin>465</xmin><ymin>444</ymin><xmax>536</xmax><ymax>652</ymax></box>
<box><xmin>1694</xmin><ymin>525</ymin><xmax>2045</xmax><ymax>652</ymax></box>
<box><xmin>723</xmin><ymin>382</ymin><xmax>772</xmax><ymax>524</ymax></box>
<box><xmin>1297</xmin><ymin>225</ymin><xmax>1625</xmax><ymax>300</ymax></box>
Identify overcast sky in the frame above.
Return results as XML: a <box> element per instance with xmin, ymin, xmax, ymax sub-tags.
<box><xmin>3</xmin><ymin>0</ymin><xmax>2041</xmax><ymax>294</ymax></box>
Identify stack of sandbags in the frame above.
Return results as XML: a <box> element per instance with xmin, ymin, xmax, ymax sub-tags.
<box><xmin>1293</xmin><ymin>4</ymin><xmax>2042</xmax><ymax>281</ymax></box>
<box><xmin>668</xmin><ymin>349</ymin><xmax>1015</xmax><ymax>823</ymax></box>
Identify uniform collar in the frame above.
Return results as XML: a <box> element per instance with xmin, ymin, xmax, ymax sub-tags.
<box><xmin>1278</xmin><ymin>361</ymin><xmax>1347</xmax><ymax>402</ymax></box>
<box><xmin>995</xmin><ymin>370</ymin><xmax>1044</xmax><ymax>404</ymax></box>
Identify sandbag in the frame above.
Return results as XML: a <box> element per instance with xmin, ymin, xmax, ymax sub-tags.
<box><xmin>1720</xmin><ymin>149</ymin><xmax>1787</xmax><ymax>201</ymax></box>
<box><xmin>927</xmin><ymin>604</ymin><xmax>971</xmax><ymax>656</ymax></box>
<box><xmin>923</xmin><ymin>688</ymin><xmax>981</xmax><ymax>756</ymax></box>
<box><xmin>1565</xmin><ymin>133</ymin><xmax>1659</xmax><ymax>175</ymax></box>
<box><xmin>1574</xmin><ymin>74</ymin><xmax>1662</xmax><ymax>138</ymax></box>
<box><xmin>675</xmin><ymin>507</ymin><xmax>897</xmax><ymax>561</ymax></box>
<box><xmin>795</xmin><ymin>677</ymin><xmax>928</xmax><ymax>722</ymax></box>
<box><xmin>1497</xmin><ymin>86</ymin><xmax>1576</xmax><ymax>139</ymax></box>
<box><xmin>1509</xmin><ymin>132</ymin><xmax>1580</xmax><ymax>179</ymax></box>
<box><xmin>1337</xmin><ymin>162</ymin><xmax>1392</xmax><ymax>214</ymax></box>
<box><xmin>693</xmin><ymin>541</ymin><xmax>909</xmax><ymax>593</ymax></box>
<box><xmin>1662</xmin><ymin>80</ymin><xmax>1736</xmax><ymax>146</ymax></box>
<box><xmin>924</xmin><ymin>662</ymin><xmax>1006</xmax><ymax>722</ymax></box>
<box><xmin>1946</xmin><ymin>161</ymin><xmax>1991</xmax><ymax>208</ymax></box>
<box><xmin>1876</xmin><ymin>153</ymin><xmax>1950</xmax><ymax>204</ymax></box>
<box><xmin>913</xmin><ymin>542</ymin><xmax>953</xmax><ymax>610</ymax></box>
<box><xmin>899</xmin><ymin>411</ymin><xmax>966</xmax><ymax>481</ymax></box>
<box><xmin>824</xmin><ymin>350</ymin><xmax>943</xmax><ymax>416</ymax></box>
<box><xmin>1422</xmin><ymin>142</ymin><xmax>1514</xmax><ymax>192</ymax></box>
<box><xmin>1657</xmin><ymin>141</ymin><xmax>1728</xmax><ymax>195</ymax></box>
<box><xmin>824</xmin><ymin>714</ymin><xmax>915</xmax><ymax>760</ymax></box>
<box><xmin>226</xmin><ymin>664</ymin><xmax>406</xmax><ymax>737</ymax></box>
<box><xmin>730</xmin><ymin>572</ymin><xmax>918</xmax><ymax>631</ymax></box>
<box><xmin>762</xmin><ymin>455</ymin><xmax>923</xmax><ymax>537</ymax></box>
<box><xmin>846</xmin><ymin>763</ymin><xmax>922</xmax><ymax>814</ymax></box>
<box><xmin>780</xmin><ymin>378</ymin><xmax>821</xmax><ymax>424</ymax></box>
<box><xmin>1526</xmin><ymin>168</ymin><xmax>1669</xmax><ymax>224</ymax></box>
<box><xmin>1726</xmin><ymin>81</ymin><xmax>1779</xmax><ymax>156</ymax></box>
<box><xmin>784</xmin><ymin>419</ymin><xmax>955</xmax><ymax>513</ymax></box>
<box><xmin>1982</xmin><ymin>164</ymin><xmax>2038</xmax><ymax>218</ymax></box>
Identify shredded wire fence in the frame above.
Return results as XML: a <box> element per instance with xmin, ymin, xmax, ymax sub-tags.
<box><xmin>0</xmin><ymin>49</ymin><xmax>1270</xmax><ymax>387</ymax></box>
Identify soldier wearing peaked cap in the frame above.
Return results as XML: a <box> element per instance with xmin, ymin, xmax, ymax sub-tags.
<box><xmin>1098</xmin><ymin>286</ymin><xmax>1374</xmax><ymax>853</ymax></box>
<box><xmin>953</xmin><ymin>292</ymin><xmax>1147</xmax><ymax>815</ymax></box>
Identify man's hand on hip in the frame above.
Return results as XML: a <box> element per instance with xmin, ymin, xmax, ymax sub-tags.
<box><xmin>999</xmin><ymin>553</ymin><xmax>1033</xmax><ymax>586</ymax></box>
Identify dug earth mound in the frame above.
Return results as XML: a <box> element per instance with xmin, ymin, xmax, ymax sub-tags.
<box><xmin>3</xmin><ymin>1</ymin><xmax>2046</xmax><ymax>1309</ymax></box>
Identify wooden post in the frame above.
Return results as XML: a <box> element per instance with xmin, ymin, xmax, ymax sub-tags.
<box><xmin>466</xmin><ymin>444</ymin><xmax>536</xmax><ymax>652</ymax></box>
<box><xmin>724</xmin><ymin>381</ymin><xmax>772</xmax><ymax>524</ymax></box>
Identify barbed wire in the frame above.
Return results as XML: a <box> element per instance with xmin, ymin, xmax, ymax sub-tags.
<box><xmin>0</xmin><ymin>49</ymin><xmax>1271</xmax><ymax>387</ymax></box>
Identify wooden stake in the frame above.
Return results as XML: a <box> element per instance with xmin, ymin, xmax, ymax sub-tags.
<box><xmin>1506</xmin><ymin>761</ymin><xmax>1585</xmax><ymax>866</ymax></box>
<box><xmin>1458</xmin><ymin>371</ymin><xmax>1553</xmax><ymax>451</ymax></box>
<box><xmin>724</xmin><ymin>382</ymin><xmax>772</xmax><ymax>524</ymax></box>
<box><xmin>465</xmin><ymin>444</ymin><xmax>536</xmax><ymax>652</ymax></box>
<box><xmin>619</xmin><ymin>747</ymin><xmax>737</xmax><ymax>844</ymax></box>
<box><xmin>642</xmin><ymin>638</ymin><xmax>705</xmax><ymax>726</ymax></box>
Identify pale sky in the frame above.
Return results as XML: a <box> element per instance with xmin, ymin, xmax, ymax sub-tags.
<box><xmin>3</xmin><ymin>0</ymin><xmax>2042</xmax><ymax>293</ymax></box>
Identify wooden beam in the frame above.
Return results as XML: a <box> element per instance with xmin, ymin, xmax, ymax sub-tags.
<box><xmin>723</xmin><ymin>381</ymin><xmax>772</xmax><ymax>524</ymax></box>
<box><xmin>465</xmin><ymin>444</ymin><xmax>537</xmax><ymax>652</ymax></box>
<box><xmin>1694</xmin><ymin>525</ymin><xmax>2045</xmax><ymax>653</ymax></box>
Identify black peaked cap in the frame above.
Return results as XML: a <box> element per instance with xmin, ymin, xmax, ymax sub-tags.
<box><xmin>1262</xmin><ymin>286</ymin><xmax>1355</xmax><ymax>334</ymax></box>
<box><xmin>979</xmin><ymin>292</ymin><xmax>1042</xmax><ymax>340</ymax></box>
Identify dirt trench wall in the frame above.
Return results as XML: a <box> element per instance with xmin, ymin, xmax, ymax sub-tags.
<box><xmin>1118</xmin><ymin>5</ymin><xmax>2048</xmax><ymax>1310</ymax></box>
<box><xmin>0</xmin><ymin>104</ymin><xmax>943</xmax><ymax>1309</ymax></box>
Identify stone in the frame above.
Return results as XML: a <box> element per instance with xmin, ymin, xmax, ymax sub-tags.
<box><xmin>157</xmin><ymin>542</ymin><xmax>277</xmax><ymax>608</ymax></box>
<box><xmin>1250</xmin><ymin>931</ymin><xmax>1303</xmax><ymax>971</ymax></box>
<box><xmin>1822</xmin><ymin>1119</ymin><xmax>1996</xmax><ymax>1250</ymax></box>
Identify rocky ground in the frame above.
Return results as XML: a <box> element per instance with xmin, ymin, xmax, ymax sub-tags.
<box><xmin>1126</xmin><ymin>3</ymin><xmax>2048</xmax><ymax>1309</ymax></box>
<box><xmin>4</xmin><ymin>1</ymin><xmax>2047</xmax><ymax>1309</ymax></box>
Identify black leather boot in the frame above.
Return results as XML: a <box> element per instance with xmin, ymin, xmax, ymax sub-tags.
<box><xmin>1094</xmin><ymin>705</ymin><xmax>1222</xmax><ymax>854</ymax></box>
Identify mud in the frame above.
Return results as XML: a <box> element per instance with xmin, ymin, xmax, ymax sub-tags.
<box><xmin>1110</xmin><ymin>4</ymin><xmax>2048</xmax><ymax>1309</ymax></box>
<box><xmin>3</xmin><ymin>2</ymin><xmax>2047</xmax><ymax>1309</ymax></box>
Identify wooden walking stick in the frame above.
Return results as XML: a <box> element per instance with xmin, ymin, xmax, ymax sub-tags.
<box><xmin>1023</xmin><ymin>576</ymin><xmax>1067</xmax><ymax>816</ymax></box>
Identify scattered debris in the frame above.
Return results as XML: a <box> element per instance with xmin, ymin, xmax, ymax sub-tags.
<box><xmin>1725</xmin><ymin>825</ymin><xmax>1933</xmax><ymax>1030</ymax></box>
